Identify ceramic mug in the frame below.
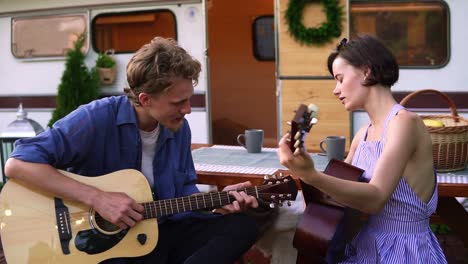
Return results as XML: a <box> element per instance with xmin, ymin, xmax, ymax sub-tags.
<box><xmin>237</xmin><ymin>129</ymin><xmax>264</xmax><ymax>153</ymax></box>
<box><xmin>320</xmin><ymin>136</ymin><xmax>346</xmax><ymax>161</ymax></box>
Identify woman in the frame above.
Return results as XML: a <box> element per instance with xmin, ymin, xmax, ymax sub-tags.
<box><xmin>277</xmin><ymin>34</ymin><xmax>447</xmax><ymax>263</ymax></box>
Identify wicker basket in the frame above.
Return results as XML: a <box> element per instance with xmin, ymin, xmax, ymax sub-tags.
<box><xmin>400</xmin><ymin>89</ymin><xmax>468</xmax><ymax>172</ymax></box>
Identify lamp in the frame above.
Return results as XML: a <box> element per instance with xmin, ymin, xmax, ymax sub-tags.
<box><xmin>0</xmin><ymin>103</ymin><xmax>45</xmax><ymax>183</ymax></box>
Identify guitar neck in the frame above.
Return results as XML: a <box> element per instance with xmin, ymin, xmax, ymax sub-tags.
<box><xmin>141</xmin><ymin>187</ymin><xmax>258</xmax><ymax>219</ymax></box>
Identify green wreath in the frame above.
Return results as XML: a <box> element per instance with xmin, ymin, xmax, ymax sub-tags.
<box><xmin>285</xmin><ymin>0</ymin><xmax>343</xmax><ymax>46</ymax></box>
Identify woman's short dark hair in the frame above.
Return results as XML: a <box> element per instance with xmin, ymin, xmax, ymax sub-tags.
<box><xmin>327</xmin><ymin>34</ymin><xmax>399</xmax><ymax>88</ymax></box>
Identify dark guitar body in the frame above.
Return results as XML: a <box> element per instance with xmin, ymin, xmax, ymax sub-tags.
<box><xmin>293</xmin><ymin>159</ymin><xmax>365</xmax><ymax>264</ymax></box>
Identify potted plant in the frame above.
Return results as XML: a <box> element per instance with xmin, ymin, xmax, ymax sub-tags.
<box><xmin>96</xmin><ymin>49</ymin><xmax>117</xmax><ymax>85</ymax></box>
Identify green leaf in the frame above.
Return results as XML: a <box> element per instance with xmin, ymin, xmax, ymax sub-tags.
<box><xmin>48</xmin><ymin>32</ymin><xmax>101</xmax><ymax>127</ymax></box>
<box><xmin>96</xmin><ymin>52</ymin><xmax>116</xmax><ymax>68</ymax></box>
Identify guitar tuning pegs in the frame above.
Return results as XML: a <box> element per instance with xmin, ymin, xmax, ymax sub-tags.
<box><xmin>269</xmin><ymin>203</ymin><xmax>276</xmax><ymax>208</ymax></box>
<box><xmin>294</xmin><ymin>148</ymin><xmax>301</xmax><ymax>156</ymax></box>
<box><xmin>294</xmin><ymin>140</ymin><xmax>301</xmax><ymax>149</ymax></box>
<box><xmin>308</xmin><ymin>104</ymin><xmax>319</xmax><ymax>113</ymax></box>
<box><xmin>294</xmin><ymin>131</ymin><xmax>301</xmax><ymax>140</ymax></box>
<box><xmin>279</xmin><ymin>172</ymin><xmax>284</xmax><ymax>177</ymax></box>
<box><xmin>263</xmin><ymin>175</ymin><xmax>270</xmax><ymax>180</ymax></box>
<box><xmin>310</xmin><ymin>117</ymin><xmax>318</xmax><ymax>125</ymax></box>
<box><xmin>272</xmin><ymin>174</ymin><xmax>278</xmax><ymax>179</ymax></box>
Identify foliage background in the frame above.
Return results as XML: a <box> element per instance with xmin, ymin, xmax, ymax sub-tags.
<box><xmin>96</xmin><ymin>52</ymin><xmax>116</xmax><ymax>68</ymax></box>
<box><xmin>48</xmin><ymin>33</ymin><xmax>100</xmax><ymax>127</ymax></box>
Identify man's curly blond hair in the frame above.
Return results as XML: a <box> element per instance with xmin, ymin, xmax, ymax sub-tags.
<box><xmin>124</xmin><ymin>37</ymin><xmax>201</xmax><ymax>105</ymax></box>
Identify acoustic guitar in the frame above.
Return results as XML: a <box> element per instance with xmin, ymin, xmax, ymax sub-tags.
<box><xmin>294</xmin><ymin>160</ymin><xmax>364</xmax><ymax>264</ymax></box>
<box><xmin>0</xmin><ymin>169</ymin><xmax>298</xmax><ymax>263</ymax></box>
<box><xmin>287</xmin><ymin>104</ymin><xmax>365</xmax><ymax>263</ymax></box>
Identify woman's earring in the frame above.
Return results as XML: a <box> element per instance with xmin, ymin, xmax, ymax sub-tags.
<box><xmin>363</xmin><ymin>73</ymin><xmax>369</xmax><ymax>82</ymax></box>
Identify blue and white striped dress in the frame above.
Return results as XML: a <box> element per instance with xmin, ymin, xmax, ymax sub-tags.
<box><xmin>341</xmin><ymin>104</ymin><xmax>447</xmax><ymax>263</ymax></box>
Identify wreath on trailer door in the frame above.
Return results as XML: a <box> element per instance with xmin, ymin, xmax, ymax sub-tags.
<box><xmin>285</xmin><ymin>0</ymin><xmax>343</xmax><ymax>46</ymax></box>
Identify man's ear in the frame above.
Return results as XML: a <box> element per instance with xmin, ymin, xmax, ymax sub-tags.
<box><xmin>138</xmin><ymin>93</ymin><xmax>151</xmax><ymax>106</ymax></box>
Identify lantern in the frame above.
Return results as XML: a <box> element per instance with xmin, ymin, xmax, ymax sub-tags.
<box><xmin>0</xmin><ymin>103</ymin><xmax>45</xmax><ymax>183</ymax></box>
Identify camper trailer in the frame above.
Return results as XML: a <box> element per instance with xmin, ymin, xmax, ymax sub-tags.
<box><xmin>0</xmin><ymin>0</ymin><xmax>467</xmax><ymax>171</ymax></box>
<box><xmin>0</xmin><ymin>1</ymin><xmax>467</xmax><ymax>263</ymax></box>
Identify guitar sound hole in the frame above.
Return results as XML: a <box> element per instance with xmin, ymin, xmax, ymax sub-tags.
<box><xmin>95</xmin><ymin>214</ymin><xmax>120</xmax><ymax>232</ymax></box>
<box><xmin>90</xmin><ymin>209</ymin><xmax>121</xmax><ymax>235</ymax></box>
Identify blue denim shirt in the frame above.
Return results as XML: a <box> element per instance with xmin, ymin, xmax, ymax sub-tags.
<box><xmin>11</xmin><ymin>96</ymin><xmax>208</xmax><ymax>221</ymax></box>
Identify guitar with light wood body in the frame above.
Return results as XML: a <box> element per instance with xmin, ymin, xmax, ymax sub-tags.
<box><xmin>0</xmin><ymin>169</ymin><xmax>297</xmax><ymax>263</ymax></box>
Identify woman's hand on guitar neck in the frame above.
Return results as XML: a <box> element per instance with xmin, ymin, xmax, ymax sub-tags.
<box><xmin>90</xmin><ymin>190</ymin><xmax>144</xmax><ymax>229</ymax></box>
<box><xmin>219</xmin><ymin>181</ymin><xmax>259</xmax><ymax>214</ymax></box>
<box><xmin>277</xmin><ymin>133</ymin><xmax>317</xmax><ymax>185</ymax></box>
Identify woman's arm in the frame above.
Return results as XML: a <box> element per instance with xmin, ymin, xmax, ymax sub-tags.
<box><xmin>278</xmin><ymin>112</ymin><xmax>418</xmax><ymax>214</ymax></box>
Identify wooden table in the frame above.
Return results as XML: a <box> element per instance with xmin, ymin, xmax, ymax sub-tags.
<box><xmin>192</xmin><ymin>144</ymin><xmax>468</xmax><ymax>247</ymax></box>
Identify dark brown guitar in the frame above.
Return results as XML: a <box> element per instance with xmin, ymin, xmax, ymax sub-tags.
<box><xmin>287</xmin><ymin>104</ymin><xmax>365</xmax><ymax>264</ymax></box>
<box><xmin>294</xmin><ymin>160</ymin><xmax>365</xmax><ymax>264</ymax></box>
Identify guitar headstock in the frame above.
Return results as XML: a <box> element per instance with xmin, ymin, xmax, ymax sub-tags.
<box><xmin>257</xmin><ymin>174</ymin><xmax>298</xmax><ymax>208</ymax></box>
<box><xmin>288</xmin><ymin>104</ymin><xmax>318</xmax><ymax>155</ymax></box>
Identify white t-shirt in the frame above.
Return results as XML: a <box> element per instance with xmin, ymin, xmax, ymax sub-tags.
<box><xmin>139</xmin><ymin>125</ymin><xmax>160</xmax><ymax>188</ymax></box>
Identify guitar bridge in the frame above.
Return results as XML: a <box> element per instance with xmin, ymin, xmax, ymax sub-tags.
<box><xmin>54</xmin><ymin>197</ymin><xmax>72</xmax><ymax>254</ymax></box>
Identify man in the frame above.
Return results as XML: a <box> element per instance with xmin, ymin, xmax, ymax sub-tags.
<box><xmin>5</xmin><ymin>37</ymin><xmax>259</xmax><ymax>263</ymax></box>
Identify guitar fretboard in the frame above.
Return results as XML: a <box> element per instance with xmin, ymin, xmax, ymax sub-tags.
<box><xmin>141</xmin><ymin>187</ymin><xmax>260</xmax><ymax>219</ymax></box>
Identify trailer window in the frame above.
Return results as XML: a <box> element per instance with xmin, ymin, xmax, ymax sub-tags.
<box><xmin>92</xmin><ymin>10</ymin><xmax>176</xmax><ymax>54</ymax></box>
<box><xmin>350</xmin><ymin>1</ymin><xmax>449</xmax><ymax>67</ymax></box>
<box><xmin>253</xmin><ymin>15</ymin><xmax>275</xmax><ymax>61</ymax></box>
<box><xmin>11</xmin><ymin>14</ymin><xmax>87</xmax><ymax>58</ymax></box>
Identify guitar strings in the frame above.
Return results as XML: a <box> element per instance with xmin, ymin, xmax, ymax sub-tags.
<box><xmin>86</xmin><ymin>182</ymin><xmax>291</xmax><ymax>223</ymax></box>
<box><xmin>142</xmin><ymin>184</ymin><xmax>288</xmax><ymax>217</ymax></box>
